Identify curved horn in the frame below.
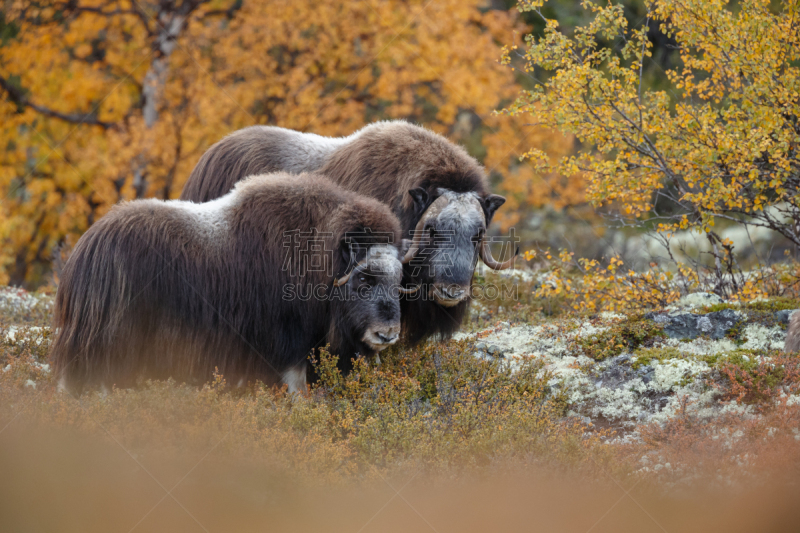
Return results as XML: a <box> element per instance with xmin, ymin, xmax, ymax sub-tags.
<box><xmin>333</xmin><ymin>259</ymin><xmax>369</xmax><ymax>287</ymax></box>
<box><xmin>397</xmin><ymin>285</ymin><xmax>420</xmax><ymax>295</ymax></box>
<box><xmin>479</xmin><ymin>235</ymin><xmax>519</xmax><ymax>270</ymax></box>
<box><xmin>401</xmin><ymin>217</ymin><xmax>426</xmax><ymax>264</ymax></box>
<box><xmin>401</xmin><ymin>195</ymin><xmax>451</xmax><ymax>264</ymax></box>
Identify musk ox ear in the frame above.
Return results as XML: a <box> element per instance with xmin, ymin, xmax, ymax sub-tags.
<box><xmin>408</xmin><ymin>188</ymin><xmax>429</xmax><ymax>215</ymax></box>
<box><xmin>483</xmin><ymin>194</ymin><xmax>506</xmax><ymax>224</ymax></box>
<box><xmin>340</xmin><ymin>239</ymin><xmax>353</xmax><ymax>266</ymax></box>
<box><xmin>340</xmin><ymin>238</ymin><xmax>364</xmax><ymax>267</ymax></box>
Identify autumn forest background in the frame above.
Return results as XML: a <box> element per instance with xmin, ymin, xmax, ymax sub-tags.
<box><xmin>2</xmin><ymin>0</ymin><xmax>799</xmax><ymax>308</ymax></box>
<box><xmin>1</xmin><ymin>0</ymin><xmax>790</xmax><ymax>291</ymax></box>
<box><xmin>0</xmin><ymin>0</ymin><xmax>551</xmax><ymax>286</ymax></box>
<box><xmin>2</xmin><ymin>2</ymin><xmax>800</xmax><ymax>529</ymax></box>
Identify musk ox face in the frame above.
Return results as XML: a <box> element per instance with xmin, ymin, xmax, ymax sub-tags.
<box><xmin>333</xmin><ymin>244</ymin><xmax>405</xmax><ymax>354</ymax></box>
<box><xmin>403</xmin><ymin>188</ymin><xmax>515</xmax><ymax>307</ymax></box>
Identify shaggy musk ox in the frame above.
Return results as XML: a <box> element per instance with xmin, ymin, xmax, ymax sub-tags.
<box><xmin>51</xmin><ymin>173</ymin><xmax>412</xmax><ymax>394</ymax></box>
<box><xmin>181</xmin><ymin>121</ymin><xmax>518</xmax><ymax>345</ymax></box>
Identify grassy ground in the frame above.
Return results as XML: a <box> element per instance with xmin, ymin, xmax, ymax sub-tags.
<box><xmin>2</xmin><ymin>277</ymin><xmax>800</xmax><ymax>530</ymax></box>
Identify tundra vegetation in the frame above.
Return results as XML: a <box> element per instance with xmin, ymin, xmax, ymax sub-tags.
<box><xmin>1</xmin><ymin>0</ymin><xmax>800</xmax><ymax>528</ymax></box>
<box><xmin>2</xmin><ymin>276</ymin><xmax>800</xmax><ymax>484</ymax></box>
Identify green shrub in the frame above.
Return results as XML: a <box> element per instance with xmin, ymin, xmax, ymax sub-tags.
<box><xmin>577</xmin><ymin>316</ymin><xmax>666</xmax><ymax>362</ymax></box>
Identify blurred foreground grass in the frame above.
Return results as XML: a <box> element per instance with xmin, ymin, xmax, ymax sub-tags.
<box><xmin>3</xmin><ymin>275</ymin><xmax>800</xmax><ymax>530</ymax></box>
<box><xmin>2</xmin><ymin>423</ymin><xmax>800</xmax><ymax>533</ymax></box>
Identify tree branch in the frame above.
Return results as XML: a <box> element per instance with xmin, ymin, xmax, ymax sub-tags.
<box><xmin>201</xmin><ymin>0</ymin><xmax>243</xmax><ymax>19</ymax></box>
<box><xmin>0</xmin><ymin>76</ymin><xmax>114</xmax><ymax>129</ymax></box>
<box><xmin>59</xmin><ymin>1</ymin><xmax>154</xmax><ymax>36</ymax></box>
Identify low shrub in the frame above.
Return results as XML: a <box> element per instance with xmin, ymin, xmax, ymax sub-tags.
<box><xmin>577</xmin><ymin>315</ymin><xmax>666</xmax><ymax>361</ymax></box>
<box><xmin>0</xmin><ymin>328</ymin><xmax>604</xmax><ymax>480</ymax></box>
<box><xmin>715</xmin><ymin>350</ymin><xmax>800</xmax><ymax>407</ymax></box>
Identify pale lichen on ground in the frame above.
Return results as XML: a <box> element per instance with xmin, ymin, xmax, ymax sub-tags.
<box><xmin>0</xmin><ymin>286</ymin><xmax>51</xmax><ymax>312</ymax></box>
<box><xmin>4</xmin><ymin>325</ymin><xmax>49</xmax><ymax>344</ymax></box>
<box><xmin>461</xmin><ymin>295</ymin><xmax>797</xmax><ymax>440</ymax></box>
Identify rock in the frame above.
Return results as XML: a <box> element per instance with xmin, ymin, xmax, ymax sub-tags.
<box><xmin>676</xmin><ymin>292</ymin><xmax>724</xmax><ymax>308</ymax></box>
<box><xmin>596</xmin><ymin>355</ymin><xmax>638</xmax><ymax>390</ymax></box>
<box><xmin>475</xmin><ymin>342</ymin><xmax>487</xmax><ymax>351</ymax></box>
<box><xmin>774</xmin><ymin>309</ymin><xmax>798</xmax><ymax>325</ymax></box>
<box><xmin>645</xmin><ymin>308</ymin><xmax>741</xmax><ymax>340</ymax></box>
<box><xmin>487</xmin><ymin>345</ymin><xmax>504</xmax><ymax>358</ymax></box>
<box><xmin>637</xmin><ymin>365</ymin><xmax>655</xmax><ymax>384</ymax></box>
<box><xmin>598</xmin><ymin>365</ymin><xmax>627</xmax><ymax>390</ymax></box>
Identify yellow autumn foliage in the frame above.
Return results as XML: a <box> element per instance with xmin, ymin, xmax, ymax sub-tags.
<box><xmin>505</xmin><ymin>0</ymin><xmax>800</xmax><ymax>279</ymax></box>
<box><xmin>0</xmin><ymin>0</ymin><xmax>574</xmax><ymax>286</ymax></box>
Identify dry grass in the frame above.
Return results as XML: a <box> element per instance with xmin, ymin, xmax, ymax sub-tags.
<box><xmin>3</xmin><ymin>277</ymin><xmax>800</xmax><ymax>529</ymax></box>
<box><xmin>0</xmin><ymin>327</ymin><xmax>606</xmax><ymax>482</ymax></box>
<box><xmin>2</xmin><ymin>422</ymin><xmax>800</xmax><ymax>533</ymax></box>
<box><xmin>628</xmin><ymin>402</ymin><xmax>800</xmax><ymax>487</ymax></box>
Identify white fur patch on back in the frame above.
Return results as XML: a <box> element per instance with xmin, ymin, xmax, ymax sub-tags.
<box><xmin>290</xmin><ymin>131</ymin><xmax>352</xmax><ymax>171</ymax></box>
<box><xmin>163</xmin><ymin>192</ymin><xmax>237</xmax><ymax>243</ymax></box>
<box><xmin>247</xmin><ymin>121</ymin><xmax>401</xmax><ymax>174</ymax></box>
<box><xmin>260</xmin><ymin>126</ymin><xmax>363</xmax><ymax>172</ymax></box>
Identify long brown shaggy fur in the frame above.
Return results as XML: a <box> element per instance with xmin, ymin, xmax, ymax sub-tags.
<box><xmin>180</xmin><ymin>121</ymin><xmax>493</xmax><ymax>344</ymax></box>
<box><xmin>786</xmin><ymin>311</ymin><xmax>800</xmax><ymax>353</ymax></box>
<box><xmin>51</xmin><ymin>173</ymin><xmax>402</xmax><ymax>392</ymax></box>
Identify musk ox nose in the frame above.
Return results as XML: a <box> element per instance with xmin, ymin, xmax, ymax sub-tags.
<box><xmin>441</xmin><ymin>286</ymin><xmax>465</xmax><ymax>299</ymax></box>
<box><xmin>377</xmin><ymin>331</ymin><xmax>398</xmax><ymax>344</ymax></box>
<box><xmin>432</xmin><ymin>284</ymin><xmax>468</xmax><ymax>306</ymax></box>
<box><xmin>366</xmin><ymin>324</ymin><xmax>400</xmax><ymax>349</ymax></box>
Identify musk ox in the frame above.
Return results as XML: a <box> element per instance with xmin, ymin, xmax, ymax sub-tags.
<box><xmin>51</xmin><ymin>172</ymin><xmax>413</xmax><ymax>394</ymax></box>
<box><xmin>180</xmin><ymin>121</ymin><xmax>517</xmax><ymax>345</ymax></box>
<box><xmin>786</xmin><ymin>311</ymin><xmax>800</xmax><ymax>353</ymax></box>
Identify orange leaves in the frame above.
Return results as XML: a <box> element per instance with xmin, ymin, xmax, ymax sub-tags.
<box><xmin>1</xmin><ymin>0</ymin><xmax>544</xmax><ymax>286</ymax></box>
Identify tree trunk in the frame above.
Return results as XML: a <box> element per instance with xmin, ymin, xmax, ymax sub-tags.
<box><xmin>134</xmin><ymin>2</ymin><xmax>197</xmax><ymax>198</ymax></box>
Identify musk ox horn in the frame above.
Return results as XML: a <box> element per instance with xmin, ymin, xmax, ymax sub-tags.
<box><xmin>479</xmin><ymin>234</ymin><xmax>518</xmax><ymax>270</ymax></box>
<box><xmin>401</xmin><ymin>195</ymin><xmax>451</xmax><ymax>264</ymax></box>
<box><xmin>400</xmin><ymin>220</ymin><xmax>425</xmax><ymax>264</ymax></box>
<box><xmin>397</xmin><ymin>285</ymin><xmax>421</xmax><ymax>295</ymax></box>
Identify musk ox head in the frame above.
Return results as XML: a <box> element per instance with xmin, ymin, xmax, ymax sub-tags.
<box><xmin>402</xmin><ymin>188</ymin><xmax>516</xmax><ymax>307</ymax></box>
<box><xmin>331</xmin><ymin>243</ymin><xmax>413</xmax><ymax>355</ymax></box>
